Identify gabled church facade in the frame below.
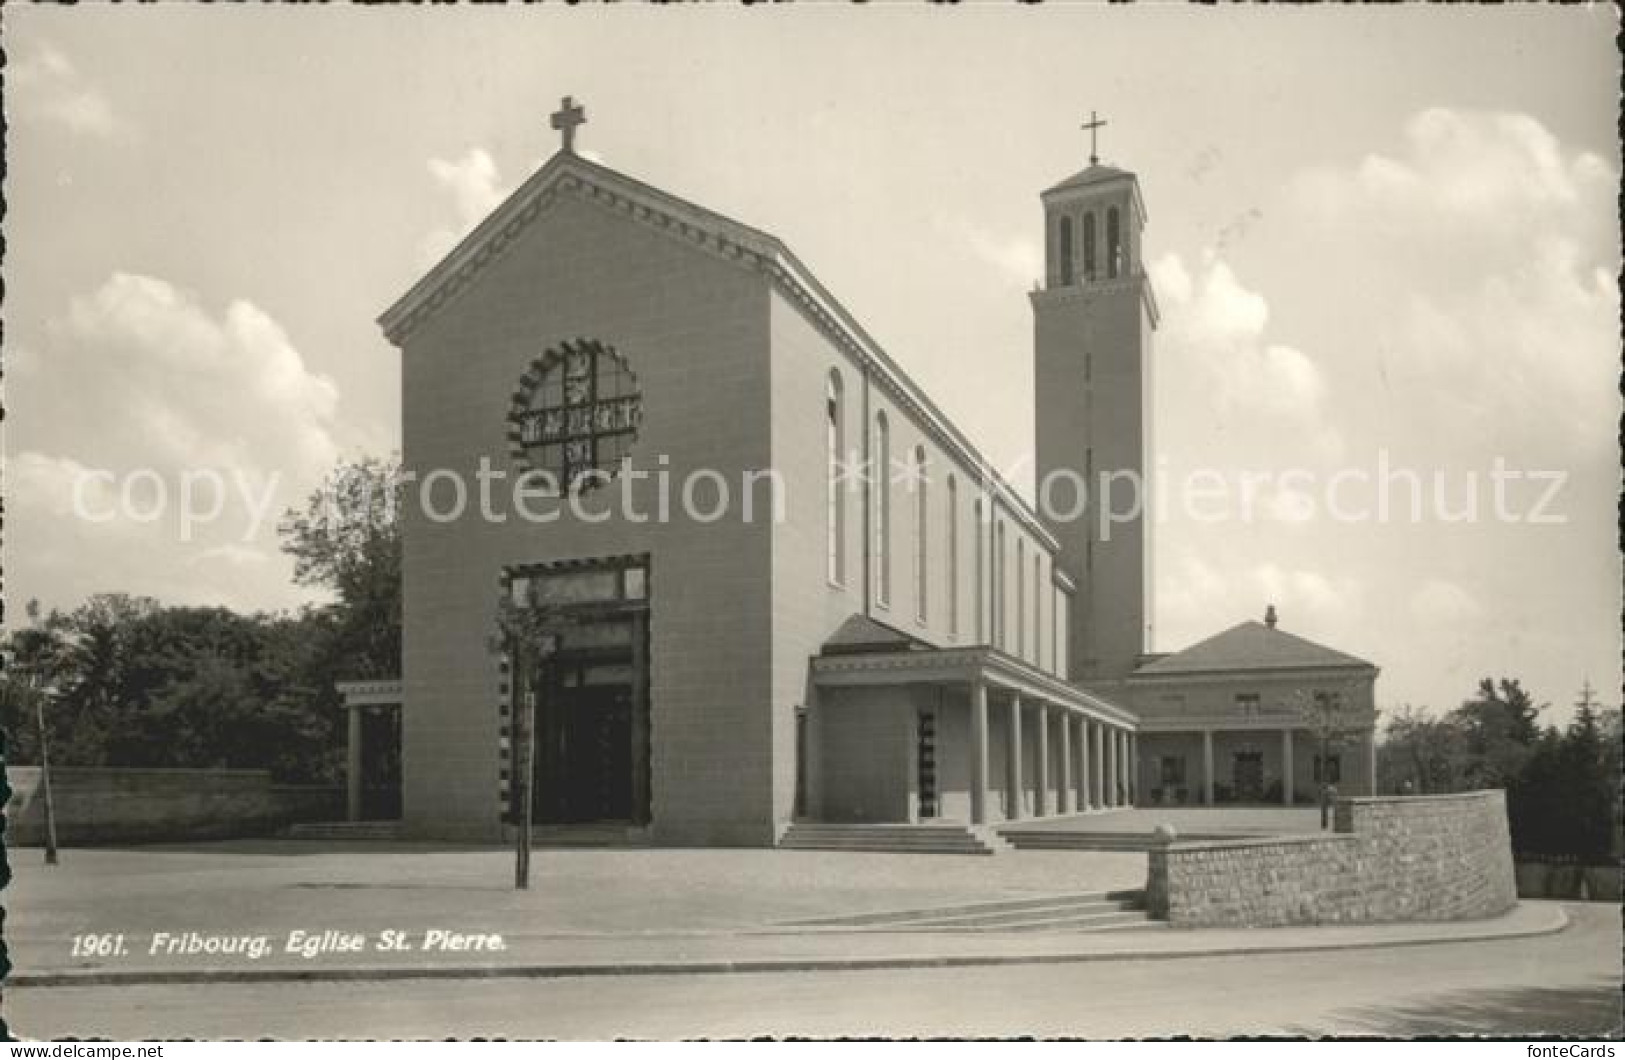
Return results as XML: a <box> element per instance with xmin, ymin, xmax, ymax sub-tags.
<box><xmin>373</xmin><ymin>101</ymin><xmax>1376</xmax><ymax>845</ymax></box>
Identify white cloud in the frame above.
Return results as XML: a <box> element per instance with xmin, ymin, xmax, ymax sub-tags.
<box><xmin>2</xmin><ymin>450</ymin><xmax>318</xmax><ymax>616</ymax></box>
<box><xmin>1250</xmin><ymin>562</ymin><xmax>1364</xmax><ymax>627</ymax></box>
<box><xmin>1296</xmin><ymin>108</ymin><xmax>1612</xmax><ymax>242</ymax></box>
<box><xmin>10</xmin><ymin>42</ymin><xmax>122</xmax><ymax>138</ymax></box>
<box><xmin>938</xmin><ymin>217</ymin><xmax>1043</xmax><ymax>289</ymax></box>
<box><xmin>419</xmin><ymin>148</ymin><xmax>509</xmax><ymax>267</ymax></box>
<box><xmin>1409</xmin><ymin>579</ymin><xmax>1483</xmax><ymax>627</ymax></box>
<box><xmin>428</xmin><ymin>148</ymin><xmax>504</xmax><ymax>226</ymax></box>
<box><xmin>5</xmin><ymin>451</ymin><xmax>122</xmax><ymax>522</ymax></box>
<box><xmin>4</xmin><ymin>272</ymin><xmax>344</xmax><ymax>613</ymax></box>
<box><xmin>57</xmin><ymin>273</ymin><xmax>340</xmax><ymax>482</ymax></box>
<box><xmin>1289</xmin><ymin>107</ymin><xmax>1619</xmax><ymax>460</ymax></box>
<box><xmin>1155</xmin><ymin>546</ymin><xmax>1365</xmax><ymax>652</ymax></box>
<box><xmin>1151</xmin><ymin>251</ymin><xmax>1342</xmax><ymax>460</ymax></box>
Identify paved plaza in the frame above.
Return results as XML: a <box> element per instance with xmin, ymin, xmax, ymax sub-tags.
<box><xmin>3</xmin><ymin>840</ymin><xmax>1143</xmax><ymax>976</ymax></box>
<box><xmin>0</xmin><ymin>835</ymin><xmax>1569</xmax><ymax>987</ymax></box>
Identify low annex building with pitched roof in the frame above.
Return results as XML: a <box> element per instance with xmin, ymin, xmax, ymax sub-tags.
<box><xmin>355</xmin><ymin>99</ymin><xmax>1378</xmax><ymax>845</ymax></box>
<box><xmin>1097</xmin><ymin>607</ymin><xmax>1380</xmax><ymax>807</ymax></box>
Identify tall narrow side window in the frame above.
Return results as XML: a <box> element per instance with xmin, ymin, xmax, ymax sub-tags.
<box><xmin>996</xmin><ymin>521</ymin><xmax>1007</xmax><ymax>649</ymax></box>
<box><xmin>1016</xmin><ymin>538</ymin><xmax>1026</xmax><ymax>657</ymax></box>
<box><xmin>947</xmin><ymin>476</ymin><xmax>960</xmax><ymax>636</ymax></box>
<box><xmin>825</xmin><ymin>371</ymin><xmax>845</xmax><ymax>585</ymax></box>
<box><xmin>874</xmin><ymin>412</ymin><xmax>891</xmax><ymax>607</ymax></box>
<box><xmin>913</xmin><ymin>447</ymin><xmax>929</xmax><ymax>624</ymax></box>
<box><xmin>974</xmin><ymin>499</ymin><xmax>985</xmax><ymax>642</ymax></box>
<box><xmin>1032</xmin><ymin>555</ymin><xmax>1041</xmax><ymax>666</ymax></box>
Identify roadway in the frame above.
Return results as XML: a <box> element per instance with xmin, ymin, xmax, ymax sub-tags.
<box><xmin>8</xmin><ymin>904</ymin><xmax>1618</xmax><ymax>1040</ymax></box>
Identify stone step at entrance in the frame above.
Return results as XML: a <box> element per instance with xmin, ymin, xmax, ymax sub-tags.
<box><xmin>781</xmin><ymin>889</ymin><xmax>1157</xmax><ymax>933</ymax></box>
<box><xmin>778</xmin><ymin>822</ymin><xmax>1006</xmax><ymax>856</ymax></box>
<box><xmin>528</xmin><ymin>822</ymin><xmax>652</xmax><ymax>847</ymax></box>
<box><xmin>287</xmin><ymin>821</ymin><xmax>403</xmax><ymax>840</ymax></box>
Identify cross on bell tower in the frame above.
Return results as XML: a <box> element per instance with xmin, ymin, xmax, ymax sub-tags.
<box><xmin>1081</xmin><ymin>110</ymin><xmax>1108</xmax><ymax>166</ymax></box>
<box><xmin>551</xmin><ymin>96</ymin><xmax>587</xmax><ymax>154</ymax></box>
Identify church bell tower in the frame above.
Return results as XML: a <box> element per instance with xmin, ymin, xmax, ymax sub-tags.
<box><xmin>1031</xmin><ymin>116</ymin><xmax>1156</xmax><ymax>681</ymax></box>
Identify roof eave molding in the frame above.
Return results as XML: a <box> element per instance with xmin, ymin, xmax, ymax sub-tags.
<box><xmin>377</xmin><ymin>152</ymin><xmax>783</xmax><ymax>347</ymax></box>
<box><xmin>1040</xmin><ymin>172</ymin><xmax>1148</xmax><ymax>226</ymax></box>
<box><xmin>1130</xmin><ymin>662</ymin><xmax>1381</xmax><ymax>683</ymax></box>
<box><xmin>374</xmin><ymin>151</ymin><xmax>1060</xmax><ymax>553</ymax></box>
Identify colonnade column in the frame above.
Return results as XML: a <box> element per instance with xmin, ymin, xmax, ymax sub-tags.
<box><xmin>1122</xmin><ymin>730</ymin><xmax>1132</xmax><ymax>806</ymax></box>
<box><xmin>969</xmin><ymin>678</ymin><xmax>988</xmax><ymax>825</ymax></box>
<box><xmin>1007</xmin><ymin>694</ymin><xmax>1024</xmax><ymax>820</ymax></box>
<box><xmin>1057</xmin><ymin>713</ymin><xmax>1073</xmax><ymax>814</ymax></box>
<box><xmin>1281</xmin><ymin>728</ymin><xmax>1295</xmax><ymax>806</ymax></box>
<box><xmin>1202</xmin><ymin>728</ymin><xmax>1216</xmax><ymax>806</ymax></box>
<box><xmin>1107</xmin><ymin>727</ymin><xmax>1120</xmax><ymax>808</ymax></box>
<box><xmin>1129</xmin><ymin>731</ymin><xmax>1138</xmax><ymax>806</ymax></box>
<box><xmin>1092</xmin><ymin>720</ymin><xmax>1104</xmax><ymax>809</ymax></box>
<box><xmin>1034</xmin><ymin>705</ymin><xmax>1050</xmax><ymax>817</ymax></box>
<box><xmin>1076</xmin><ymin>719</ymin><xmax>1091</xmax><ymax>811</ymax></box>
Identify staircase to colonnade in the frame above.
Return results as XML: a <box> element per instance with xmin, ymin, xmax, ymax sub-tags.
<box><xmin>778</xmin><ymin>822</ymin><xmax>1009</xmax><ymax>855</ymax></box>
<box><xmin>778</xmin><ymin>889</ymin><xmax>1156</xmax><ymax>932</ymax></box>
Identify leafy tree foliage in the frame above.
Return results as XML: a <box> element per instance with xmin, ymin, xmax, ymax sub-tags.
<box><xmin>1</xmin><ymin>596</ymin><xmax>343</xmax><ymax>783</ymax></box>
<box><xmin>0</xmin><ymin>454</ymin><xmax>406</xmax><ymax>786</ymax></box>
<box><xmin>277</xmin><ymin>453</ymin><xmax>402</xmax><ymax>678</ymax></box>
<box><xmin>1379</xmin><ymin>677</ymin><xmax>1621</xmax><ymax>864</ymax></box>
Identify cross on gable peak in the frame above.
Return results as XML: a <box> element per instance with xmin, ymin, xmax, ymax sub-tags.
<box><xmin>551</xmin><ymin>95</ymin><xmax>587</xmax><ymax>154</ymax></box>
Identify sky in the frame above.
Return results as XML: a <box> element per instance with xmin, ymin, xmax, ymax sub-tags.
<box><xmin>3</xmin><ymin>6</ymin><xmax>1619</xmax><ymax>724</ymax></box>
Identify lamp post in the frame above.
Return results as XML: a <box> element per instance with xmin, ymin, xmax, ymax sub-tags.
<box><xmin>9</xmin><ymin>656</ymin><xmax>62</xmax><ymax>866</ymax></box>
<box><xmin>34</xmin><ymin>672</ymin><xmax>61</xmax><ymax>865</ymax></box>
<box><xmin>490</xmin><ymin>576</ymin><xmax>577</xmax><ymax>892</ymax></box>
<box><xmin>1288</xmin><ymin>682</ymin><xmax>1363</xmax><ymax>832</ymax></box>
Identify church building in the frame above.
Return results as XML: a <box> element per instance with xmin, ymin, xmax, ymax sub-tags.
<box><xmin>362</xmin><ymin>99</ymin><xmax>1378</xmax><ymax>846</ymax></box>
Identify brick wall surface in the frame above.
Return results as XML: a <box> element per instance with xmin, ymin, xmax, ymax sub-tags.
<box><xmin>399</xmin><ymin>192</ymin><xmax>776</xmax><ymax>846</ymax></box>
<box><xmin>3</xmin><ymin>767</ymin><xmax>340</xmax><ymax>845</ymax></box>
<box><xmin>1146</xmin><ymin>790</ymin><xmax>1518</xmax><ymax>926</ymax></box>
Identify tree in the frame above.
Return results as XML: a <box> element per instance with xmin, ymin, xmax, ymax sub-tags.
<box><xmin>1553</xmin><ymin>681</ymin><xmax>1617</xmax><ymax>864</ymax></box>
<box><xmin>488</xmin><ymin>583</ymin><xmax>582</xmax><ymax>890</ymax></box>
<box><xmin>1</xmin><ymin>598</ymin><xmax>344</xmax><ymax>785</ymax></box>
<box><xmin>1451</xmin><ymin>677</ymin><xmax>1545</xmax><ymax>789</ymax></box>
<box><xmin>1287</xmin><ymin>682</ymin><xmax>1367</xmax><ymax>828</ymax></box>
<box><xmin>1379</xmin><ymin>704</ymin><xmax>1468</xmax><ymax>794</ymax></box>
<box><xmin>278</xmin><ymin>454</ymin><xmax>403</xmax><ymax>678</ymax></box>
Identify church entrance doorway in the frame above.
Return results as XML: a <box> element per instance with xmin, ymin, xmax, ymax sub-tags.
<box><xmin>539</xmin><ymin>653</ymin><xmax>637</xmax><ymax>823</ymax></box>
<box><xmin>508</xmin><ymin>557</ymin><xmax>651</xmax><ymax>828</ymax></box>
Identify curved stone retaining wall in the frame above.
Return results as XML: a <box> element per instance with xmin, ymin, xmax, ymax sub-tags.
<box><xmin>1146</xmin><ymin>790</ymin><xmax>1518</xmax><ymax>927</ymax></box>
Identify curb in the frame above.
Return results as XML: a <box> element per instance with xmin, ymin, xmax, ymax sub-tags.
<box><xmin>5</xmin><ymin>906</ymin><xmax>1568</xmax><ymax>989</ymax></box>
